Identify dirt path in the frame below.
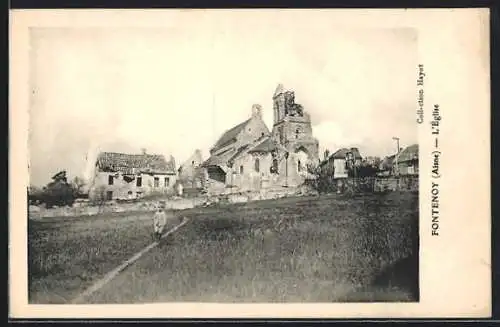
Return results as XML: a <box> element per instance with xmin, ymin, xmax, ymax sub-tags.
<box><xmin>70</xmin><ymin>217</ymin><xmax>190</xmax><ymax>304</ymax></box>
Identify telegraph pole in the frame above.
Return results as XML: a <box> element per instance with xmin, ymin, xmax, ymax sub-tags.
<box><xmin>285</xmin><ymin>152</ymin><xmax>289</xmax><ymax>187</ymax></box>
<box><xmin>392</xmin><ymin>137</ymin><xmax>400</xmax><ymax>176</ymax></box>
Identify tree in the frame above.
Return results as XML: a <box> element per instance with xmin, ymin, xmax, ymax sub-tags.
<box><xmin>305</xmin><ymin>162</ymin><xmax>336</xmax><ymax>194</ymax></box>
<box><xmin>42</xmin><ymin>170</ymin><xmax>76</xmax><ymax>208</ymax></box>
<box><xmin>28</xmin><ymin>185</ymin><xmax>44</xmax><ymax>204</ymax></box>
<box><xmin>71</xmin><ymin>176</ymin><xmax>86</xmax><ymax>198</ymax></box>
<box><xmin>92</xmin><ymin>185</ymin><xmax>107</xmax><ymax>213</ymax></box>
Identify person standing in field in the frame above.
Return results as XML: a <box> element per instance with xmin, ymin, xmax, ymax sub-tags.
<box><xmin>153</xmin><ymin>201</ymin><xmax>168</xmax><ymax>242</ymax></box>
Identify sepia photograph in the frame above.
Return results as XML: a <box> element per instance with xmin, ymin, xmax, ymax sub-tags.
<box><xmin>10</xmin><ymin>9</ymin><xmax>490</xmax><ymax>318</ymax></box>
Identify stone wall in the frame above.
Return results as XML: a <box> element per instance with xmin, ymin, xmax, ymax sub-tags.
<box><xmin>28</xmin><ymin>185</ymin><xmax>319</xmax><ymax>220</ymax></box>
<box><xmin>227</xmin><ymin>150</ymin><xmax>311</xmax><ymax>192</ymax></box>
<box><xmin>373</xmin><ymin>176</ymin><xmax>419</xmax><ymax>192</ymax></box>
<box><xmin>28</xmin><ymin>197</ymin><xmax>207</xmax><ymax>220</ymax></box>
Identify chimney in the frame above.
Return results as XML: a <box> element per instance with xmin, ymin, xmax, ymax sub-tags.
<box><xmin>251</xmin><ymin>104</ymin><xmax>262</xmax><ymax>119</ymax></box>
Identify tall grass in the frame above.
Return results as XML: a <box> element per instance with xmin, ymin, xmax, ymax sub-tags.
<box><xmin>29</xmin><ymin>191</ymin><xmax>418</xmax><ymax>303</ymax></box>
<box><xmin>87</xmin><ymin>191</ymin><xmax>419</xmax><ymax>303</ymax></box>
<box><xmin>28</xmin><ymin>212</ymin><xmax>157</xmax><ymax>303</ymax></box>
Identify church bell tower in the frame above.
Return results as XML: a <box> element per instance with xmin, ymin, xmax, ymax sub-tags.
<box><xmin>271</xmin><ymin>84</ymin><xmax>319</xmax><ymax>162</ymax></box>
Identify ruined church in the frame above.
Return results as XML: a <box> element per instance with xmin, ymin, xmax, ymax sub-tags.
<box><xmin>202</xmin><ymin>84</ymin><xmax>319</xmax><ymax>194</ymax></box>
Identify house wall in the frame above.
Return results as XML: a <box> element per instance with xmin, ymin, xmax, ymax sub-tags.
<box><xmin>179</xmin><ymin>160</ymin><xmax>204</xmax><ymax>189</ymax></box>
<box><xmin>178</xmin><ymin>150</ymin><xmax>204</xmax><ymax>186</ymax></box>
<box><xmin>397</xmin><ymin>161</ymin><xmax>419</xmax><ymax>176</ymax></box>
<box><xmin>88</xmin><ymin>170</ymin><xmax>178</xmax><ymax>200</ymax></box>
<box><xmin>320</xmin><ymin>157</ymin><xmax>363</xmax><ymax>179</ymax></box>
<box><xmin>333</xmin><ymin>159</ymin><xmax>348</xmax><ymax>179</ymax></box>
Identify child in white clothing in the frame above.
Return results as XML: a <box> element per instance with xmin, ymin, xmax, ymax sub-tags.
<box><xmin>153</xmin><ymin>201</ymin><xmax>168</xmax><ymax>242</ymax></box>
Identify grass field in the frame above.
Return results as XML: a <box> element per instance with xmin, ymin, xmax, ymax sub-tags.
<box><xmin>29</xmin><ymin>191</ymin><xmax>419</xmax><ymax>304</ymax></box>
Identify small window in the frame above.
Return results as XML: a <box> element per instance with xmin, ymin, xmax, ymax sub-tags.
<box><xmin>136</xmin><ymin>191</ymin><xmax>142</xmax><ymax>198</ymax></box>
<box><xmin>108</xmin><ymin>175</ymin><xmax>114</xmax><ymax>185</ymax></box>
<box><xmin>295</xmin><ymin>129</ymin><xmax>300</xmax><ymax>139</ymax></box>
<box><xmin>128</xmin><ymin>191</ymin><xmax>133</xmax><ymax>195</ymax></box>
<box><xmin>254</xmin><ymin>158</ymin><xmax>260</xmax><ymax>172</ymax></box>
<box><xmin>298</xmin><ymin>160</ymin><xmax>302</xmax><ymax>172</ymax></box>
<box><xmin>165</xmin><ymin>177</ymin><xmax>170</xmax><ymax>187</ymax></box>
<box><xmin>106</xmin><ymin>191</ymin><xmax>113</xmax><ymax>200</ymax></box>
<box><xmin>261</xmin><ymin>132</ymin><xmax>265</xmax><ymax>137</ymax></box>
<box><xmin>240</xmin><ymin>165</ymin><xmax>244</xmax><ymax>174</ymax></box>
<box><xmin>191</xmin><ymin>160</ymin><xmax>195</xmax><ymax>165</ymax></box>
<box><xmin>154</xmin><ymin>177</ymin><xmax>159</xmax><ymax>187</ymax></box>
<box><xmin>136</xmin><ymin>177</ymin><xmax>142</xmax><ymax>187</ymax></box>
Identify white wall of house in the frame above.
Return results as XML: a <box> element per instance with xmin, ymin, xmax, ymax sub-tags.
<box><xmin>333</xmin><ymin>159</ymin><xmax>348</xmax><ymax>179</ymax></box>
<box><xmin>89</xmin><ymin>170</ymin><xmax>178</xmax><ymax>200</ymax></box>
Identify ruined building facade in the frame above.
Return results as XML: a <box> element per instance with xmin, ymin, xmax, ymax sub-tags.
<box><xmin>88</xmin><ymin>151</ymin><xmax>177</xmax><ymax>201</ymax></box>
<box><xmin>202</xmin><ymin>84</ymin><xmax>319</xmax><ymax>194</ymax></box>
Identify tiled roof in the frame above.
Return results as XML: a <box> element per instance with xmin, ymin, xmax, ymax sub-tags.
<box><xmin>211</xmin><ymin>119</ymin><xmax>250</xmax><ymax>152</ymax></box>
<box><xmin>228</xmin><ymin>144</ymin><xmax>251</xmax><ymax>164</ymax></box>
<box><xmin>395</xmin><ymin>144</ymin><xmax>419</xmax><ymax>163</ymax></box>
<box><xmin>203</xmin><ymin>134</ymin><xmax>277</xmax><ymax>169</ymax></box>
<box><xmin>96</xmin><ymin>152</ymin><xmax>175</xmax><ymax>174</ymax></box>
<box><xmin>201</xmin><ymin>148</ymin><xmax>236</xmax><ymax>168</ymax></box>
<box><xmin>247</xmin><ymin>137</ymin><xmax>278</xmax><ymax>153</ymax></box>
<box><xmin>329</xmin><ymin>147</ymin><xmax>363</xmax><ymax>160</ymax></box>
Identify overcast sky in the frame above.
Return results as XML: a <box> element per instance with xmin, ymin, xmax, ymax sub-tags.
<box><xmin>28</xmin><ymin>16</ymin><xmax>417</xmax><ymax>186</ymax></box>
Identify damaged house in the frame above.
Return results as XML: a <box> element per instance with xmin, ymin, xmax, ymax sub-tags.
<box><xmin>319</xmin><ymin>147</ymin><xmax>363</xmax><ymax>179</ymax></box>
<box><xmin>177</xmin><ymin>149</ymin><xmax>206</xmax><ymax>196</ymax></box>
<box><xmin>88</xmin><ymin>151</ymin><xmax>177</xmax><ymax>201</ymax></box>
<box><xmin>394</xmin><ymin>144</ymin><xmax>419</xmax><ymax>176</ymax></box>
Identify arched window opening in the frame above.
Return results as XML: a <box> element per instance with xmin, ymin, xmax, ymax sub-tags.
<box><xmin>298</xmin><ymin>160</ymin><xmax>302</xmax><ymax>172</ymax></box>
<box><xmin>254</xmin><ymin>158</ymin><xmax>260</xmax><ymax>172</ymax></box>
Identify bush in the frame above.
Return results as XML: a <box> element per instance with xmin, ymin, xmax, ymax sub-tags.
<box><xmin>305</xmin><ymin>163</ymin><xmax>337</xmax><ymax>194</ymax></box>
<box><xmin>42</xmin><ymin>181</ymin><xmax>75</xmax><ymax>208</ymax></box>
<box><xmin>30</xmin><ymin>171</ymin><xmax>79</xmax><ymax>208</ymax></box>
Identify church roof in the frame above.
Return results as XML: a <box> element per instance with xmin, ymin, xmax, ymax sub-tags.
<box><xmin>211</xmin><ymin>119</ymin><xmax>250</xmax><ymax>152</ymax></box>
<box><xmin>203</xmin><ymin>134</ymin><xmax>278</xmax><ymax>169</ymax></box>
<box><xmin>247</xmin><ymin>137</ymin><xmax>278</xmax><ymax>153</ymax></box>
<box><xmin>96</xmin><ymin>152</ymin><xmax>176</xmax><ymax>174</ymax></box>
<box><xmin>201</xmin><ymin>148</ymin><xmax>236</xmax><ymax>168</ymax></box>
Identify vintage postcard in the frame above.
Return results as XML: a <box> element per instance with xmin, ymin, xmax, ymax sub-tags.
<box><xmin>10</xmin><ymin>8</ymin><xmax>490</xmax><ymax>318</ymax></box>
